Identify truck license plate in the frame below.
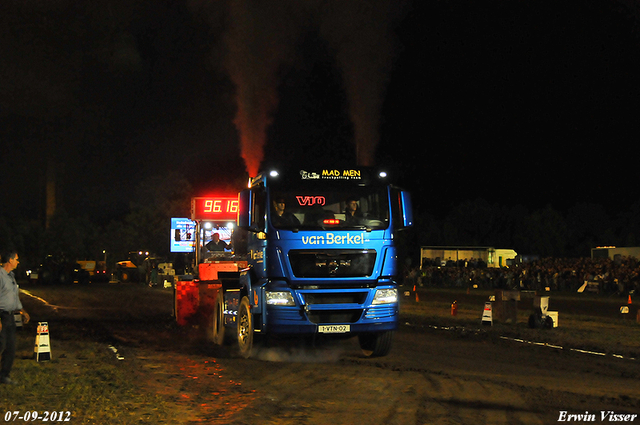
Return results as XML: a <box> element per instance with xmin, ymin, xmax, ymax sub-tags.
<box><xmin>318</xmin><ymin>325</ymin><xmax>350</xmax><ymax>333</ymax></box>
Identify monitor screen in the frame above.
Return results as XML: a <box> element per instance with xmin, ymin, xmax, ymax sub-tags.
<box><xmin>170</xmin><ymin>218</ymin><xmax>196</xmax><ymax>253</ymax></box>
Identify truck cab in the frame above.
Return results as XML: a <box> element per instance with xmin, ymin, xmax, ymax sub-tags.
<box><xmin>232</xmin><ymin>167</ymin><xmax>413</xmax><ymax>357</ymax></box>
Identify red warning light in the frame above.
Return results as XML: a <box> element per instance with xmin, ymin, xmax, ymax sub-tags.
<box><xmin>323</xmin><ymin>219</ymin><xmax>341</xmax><ymax>225</ymax></box>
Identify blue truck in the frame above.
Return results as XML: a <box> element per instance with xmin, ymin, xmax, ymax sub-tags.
<box><xmin>176</xmin><ymin>167</ymin><xmax>412</xmax><ymax>358</ymax></box>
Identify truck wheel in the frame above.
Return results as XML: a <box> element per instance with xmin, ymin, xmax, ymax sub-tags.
<box><xmin>237</xmin><ymin>296</ymin><xmax>254</xmax><ymax>358</ymax></box>
<box><xmin>58</xmin><ymin>271</ymin><xmax>72</xmax><ymax>285</ymax></box>
<box><xmin>212</xmin><ymin>290</ymin><xmax>227</xmax><ymax>345</ymax></box>
<box><xmin>39</xmin><ymin>269</ymin><xmax>53</xmax><ymax>285</ymax></box>
<box><xmin>358</xmin><ymin>331</ymin><xmax>394</xmax><ymax>357</ymax></box>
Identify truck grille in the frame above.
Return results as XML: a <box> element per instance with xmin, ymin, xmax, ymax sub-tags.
<box><xmin>307</xmin><ymin>310</ymin><xmax>363</xmax><ymax>324</ymax></box>
<box><xmin>288</xmin><ymin>250</ymin><xmax>376</xmax><ymax>278</ymax></box>
<box><xmin>302</xmin><ymin>292</ymin><xmax>367</xmax><ymax>304</ymax></box>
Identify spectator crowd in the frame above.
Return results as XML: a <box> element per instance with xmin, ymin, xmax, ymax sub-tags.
<box><xmin>407</xmin><ymin>256</ymin><xmax>640</xmax><ymax>296</ymax></box>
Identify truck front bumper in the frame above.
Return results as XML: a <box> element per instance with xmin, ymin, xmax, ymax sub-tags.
<box><xmin>264</xmin><ymin>298</ymin><xmax>399</xmax><ymax>335</ymax></box>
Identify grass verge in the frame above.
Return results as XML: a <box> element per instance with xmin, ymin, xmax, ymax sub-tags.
<box><xmin>1</xmin><ymin>337</ymin><xmax>176</xmax><ymax>424</ymax></box>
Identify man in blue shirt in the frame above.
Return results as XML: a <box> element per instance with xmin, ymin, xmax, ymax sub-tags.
<box><xmin>0</xmin><ymin>250</ymin><xmax>30</xmax><ymax>385</ymax></box>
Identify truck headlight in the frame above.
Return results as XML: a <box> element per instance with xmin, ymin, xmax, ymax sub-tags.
<box><xmin>372</xmin><ymin>288</ymin><xmax>398</xmax><ymax>305</ymax></box>
<box><xmin>266</xmin><ymin>291</ymin><xmax>296</xmax><ymax>306</ymax></box>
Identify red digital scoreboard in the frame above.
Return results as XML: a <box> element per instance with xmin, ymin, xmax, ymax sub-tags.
<box><xmin>191</xmin><ymin>196</ymin><xmax>239</xmax><ymax>221</ymax></box>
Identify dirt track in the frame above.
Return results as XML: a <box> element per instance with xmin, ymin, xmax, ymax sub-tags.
<box><xmin>18</xmin><ymin>284</ymin><xmax>640</xmax><ymax>424</ymax></box>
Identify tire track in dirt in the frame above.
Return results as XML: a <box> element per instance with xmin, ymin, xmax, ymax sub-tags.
<box><xmin>128</xmin><ymin>349</ymin><xmax>257</xmax><ymax>424</ymax></box>
<box><xmin>341</xmin><ymin>358</ymin><xmax>544</xmax><ymax>425</ymax></box>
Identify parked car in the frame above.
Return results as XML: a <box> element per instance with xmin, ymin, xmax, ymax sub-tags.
<box><xmin>37</xmin><ymin>255</ymin><xmax>90</xmax><ymax>285</ymax></box>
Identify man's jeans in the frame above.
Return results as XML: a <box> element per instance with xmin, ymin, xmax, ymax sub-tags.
<box><xmin>0</xmin><ymin>311</ymin><xmax>17</xmax><ymax>378</ymax></box>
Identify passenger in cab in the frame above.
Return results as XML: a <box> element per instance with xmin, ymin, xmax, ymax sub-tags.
<box><xmin>344</xmin><ymin>198</ymin><xmax>364</xmax><ymax>225</ymax></box>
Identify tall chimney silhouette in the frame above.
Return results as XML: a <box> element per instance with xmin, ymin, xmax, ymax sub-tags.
<box><xmin>46</xmin><ymin>160</ymin><xmax>56</xmax><ymax>229</ymax></box>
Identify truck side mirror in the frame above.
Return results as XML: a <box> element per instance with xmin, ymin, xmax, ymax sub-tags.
<box><xmin>400</xmin><ymin>191</ymin><xmax>413</xmax><ymax>228</ymax></box>
<box><xmin>238</xmin><ymin>189</ymin><xmax>251</xmax><ymax>229</ymax></box>
<box><xmin>238</xmin><ymin>188</ymin><xmax>266</xmax><ymax>232</ymax></box>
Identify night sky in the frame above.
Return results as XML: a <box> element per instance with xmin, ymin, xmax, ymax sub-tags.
<box><xmin>2</xmin><ymin>0</ymin><xmax>639</xmax><ymax>225</ymax></box>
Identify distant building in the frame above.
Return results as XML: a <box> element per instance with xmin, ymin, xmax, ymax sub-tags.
<box><xmin>591</xmin><ymin>246</ymin><xmax>640</xmax><ymax>261</ymax></box>
<box><xmin>420</xmin><ymin>246</ymin><xmax>517</xmax><ymax>269</ymax></box>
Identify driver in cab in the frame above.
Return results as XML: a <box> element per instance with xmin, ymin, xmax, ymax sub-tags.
<box><xmin>206</xmin><ymin>232</ymin><xmax>230</xmax><ymax>252</ymax></box>
<box><xmin>272</xmin><ymin>197</ymin><xmax>300</xmax><ymax>227</ymax></box>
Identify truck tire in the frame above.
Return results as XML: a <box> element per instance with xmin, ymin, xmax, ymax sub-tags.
<box><xmin>358</xmin><ymin>330</ymin><xmax>394</xmax><ymax>357</ymax></box>
<box><xmin>212</xmin><ymin>290</ymin><xmax>228</xmax><ymax>345</ymax></box>
<box><xmin>39</xmin><ymin>269</ymin><xmax>54</xmax><ymax>285</ymax></box>
<box><xmin>58</xmin><ymin>271</ymin><xmax>72</xmax><ymax>285</ymax></box>
<box><xmin>237</xmin><ymin>296</ymin><xmax>254</xmax><ymax>358</ymax></box>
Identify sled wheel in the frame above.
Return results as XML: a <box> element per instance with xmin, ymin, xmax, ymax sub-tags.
<box><xmin>212</xmin><ymin>290</ymin><xmax>228</xmax><ymax>345</ymax></box>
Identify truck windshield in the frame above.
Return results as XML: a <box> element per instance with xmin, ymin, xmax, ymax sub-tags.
<box><xmin>270</xmin><ymin>187</ymin><xmax>390</xmax><ymax>230</ymax></box>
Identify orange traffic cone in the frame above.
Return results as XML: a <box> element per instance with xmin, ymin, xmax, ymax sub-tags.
<box><xmin>628</xmin><ymin>294</ymin><xmax>633</xmax><ymax>305</ymax></box>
